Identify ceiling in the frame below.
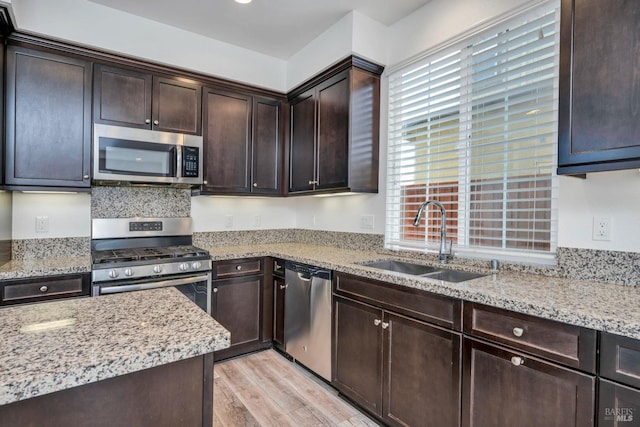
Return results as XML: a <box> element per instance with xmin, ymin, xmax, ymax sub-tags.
<box><xmin>88</xmin><ymin>0</ymin><xmax>432</xmax><ymax>59</ymax></box>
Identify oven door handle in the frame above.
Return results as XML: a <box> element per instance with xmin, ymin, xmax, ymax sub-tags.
<box><xmin>99</xmin><ymin>274</ymin><xmax>210</xmax><ymax>294</ymax></box>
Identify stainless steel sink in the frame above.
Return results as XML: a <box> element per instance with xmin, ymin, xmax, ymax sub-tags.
<box><xmin>420</xmin><ymin>269</ymin><xmax>486</xmax><ymax>283</ymax></box>
<box><xmin>362</xmin><ymin>259</ymin><xmax>486</xmax><ymax>283</ymax></box>
<box><xmin>362</xmin><ymin>259</ymin><xmax>440</xmax><ymax>276</ymax></box>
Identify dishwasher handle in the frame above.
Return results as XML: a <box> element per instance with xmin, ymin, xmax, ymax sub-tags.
<box><xmin>285</xmin><ymin>261</ymin><xmax>332</xmax><ymax>281</ymax></box>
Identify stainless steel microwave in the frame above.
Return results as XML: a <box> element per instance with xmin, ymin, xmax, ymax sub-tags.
<box><xmin>92</xmin><ymin>123</ymin><xmax>203</xmax><ymax>186</ymax></box>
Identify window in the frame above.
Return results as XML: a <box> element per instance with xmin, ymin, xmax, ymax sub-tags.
<box><xmin>386</xmin><ymin>2</ymin><xmax>559</xmax><ymax>264</ymax></box>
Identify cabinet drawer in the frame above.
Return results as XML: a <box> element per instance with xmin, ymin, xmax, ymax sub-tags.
<box><xmin>334</xmin><ymin>272</ymin><xmax>461</xmax><ymax>330</ymax></box>
<box><xmin>2</xmin><ymin>275</ymin><xmax>85</xmax><ymax>304</ymax></box>
<box><xmin>600</xmin><ymin>332</ymin><xmax>640</xmax><ymax>389</ymax></box>
<box><xmin>463</xmin><ymin>302</ymin><xmax>597</xmax><ymax>372</ymax></box>
<box><xmin>214</xmin><ymin>258</ymin><xmax>262</xmax><ymax>278</ymax></box>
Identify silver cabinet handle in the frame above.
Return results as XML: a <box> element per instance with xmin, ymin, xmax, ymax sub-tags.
<box><xmin>145</xmin><ymin>119</ymin><xmax>151</xmax><ymax>124</ymax></box>
<box><xmin>512</xmin><ymin>327</ymin><xmax>524</xmax><ymax>337</ymax></box>
<box><xmin>308</xmin><ymin>180</ymin><xmax>318</xmax><ymax>185</ymax></box>
<box><xmin>381</xmin><ymin>322</ymin><xmax>389</xmax><ymax>329</ymax></box>
<box><xmin>83</xmin><ymin>174</ymin><xmax>89</xmax><ymax>179</ymax></box>
<box><xmin>279</xmin><ymin>284</ymin><xmax>287</xmax><ymax>290</ymax></box>
<box><xmin>203</xmin><ymin>180</ymin><xmax>208</xmax><ymax>185</ymax></box>
<box><xmin>39</xmin><ymin>285</ymin><xmax>48</xmax><ymax>293</ymax></box>
<box><xmin>373</xmin><ymin>319</ymin><xmax>381</xmax><ymax>326</ymax></box>
<box><xmin>153</xmin><ymin>120</ymin><xmax>159</xmax><ymax>125</ymax></box>
<box><xmin>236</xmin><ymin>265</ymin><xmax>242</xmax><ymax>271</ymax></box>
<box><xmin>213</xmin><ymin>288</ymin><xmax>218</xmax><ymax>293</ymax></box>
<box><xmin>511</xmin><ymin>356</ymin><xmax>524</xmax><ymax>366</ymax></box>
<box><xmin>253</xmin><ymin>183</ymin><xmax>258</xmax><ymax>187</ymax></box>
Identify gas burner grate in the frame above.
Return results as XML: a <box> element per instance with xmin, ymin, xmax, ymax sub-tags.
<box><xmin>92</xmin><ymin>245</ymin><xmax>209</xmax><ymax>265</ymax></box>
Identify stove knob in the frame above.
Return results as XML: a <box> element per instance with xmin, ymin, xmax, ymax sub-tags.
<box><xmin>108</xmin><ymin>269</ymin><xmax>119</xmax><ymax>279</ymax></box>
<box><xmin>179</xmin><ymin>262</ymin><xmax>190</xmax><ymax>271</ymax></box>
<box><xmin>124</xmin><ymin>268</ymin><xmax>134</xmax><ymax>277</ymax></box>
<box><xmin>153</xmin><ymin>265</ymin><xmax>163</xmax><ymax>274</ymax></box>
<box><xmin>192</xmin><ymin>261</ymin><xmax>202</xmax><ymax>270</ymax></box>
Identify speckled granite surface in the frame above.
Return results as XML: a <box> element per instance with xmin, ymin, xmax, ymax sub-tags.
<box><xmin>12</xmin><ymin>237</ymin><xmax>90</xmax><ymax>260</ymax></box>
<box><xmin>0</xmin><ymin>256</ymin><xmax>91</xmax><ymax>280</ymax></box>
<box><xmin>0</xmin><ymin>287</ymin><xmax>230</xmax><ymax>405</ymax></box>
<box><xmin>91</xmin><ymin>186</ymin><xmax>191</xmax><ymax>218</ymax></box>
<box><xmin>206</xmin><ymin>243</ymin><xmax>640</xmax><ymax>340</ymax></box>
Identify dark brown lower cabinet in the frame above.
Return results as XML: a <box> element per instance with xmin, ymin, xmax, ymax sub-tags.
<box><xmin>598</xmin><ymin>379</ymin><xmax>640</xmax><ymax>427</ymax></box>
<box><xmin>333</xmin><ymin>295</ymin><xmax>461</xmax><ymax>427</ymax></box>
<box><xmin>462</xmin><ymin>338</ymin><xmax>595</xmax><ymax>427</ymax></box>
<box><xmin>334</xmin><ymin>296</ymin><xmax>383</xmax><ymax>415</ymax></box>
<box><xmin>0</xmin><ymin>354</ymin><xmax>214</xmax><ymax>427</ymax></box>
<box><xmin>211</xmin><ymin>275</ymin><xmax>264</xmax><ymax>361</ymax></box>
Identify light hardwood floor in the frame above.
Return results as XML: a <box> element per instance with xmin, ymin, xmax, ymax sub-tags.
<box><xmin>213</xmin><ymin>350</ymin><xmax>380</xmax><ymax>427</ymax></box>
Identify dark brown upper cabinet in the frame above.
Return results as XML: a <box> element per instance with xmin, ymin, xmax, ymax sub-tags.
<box><xmin>201</xmin><ymin>87</ymin><xmax>281</xmax><ymax>195</ymax></box>
<box><xmin>94</xmin><ymin>64</ymin><xmax>202</xmax><ymax>135</ymax></box>
<box><xmin>288</xmin><ymin>56</ymin><xmax>383</xmax><ymax>194</ymax></box>
<box><xmin>5</xmin><ymin>45</ymin><xmax>92</xmax><ymax>189</ymax></box>
<box><xmin>558</xmin><ymin>0</ymin><xmax>640</xmax><ymax>175</ymax></box>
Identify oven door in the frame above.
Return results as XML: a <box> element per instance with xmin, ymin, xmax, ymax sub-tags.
<box><xmin>95</xmin><ymin>273</ymin><xmax>212</xmax><ymax>315</ymax></box>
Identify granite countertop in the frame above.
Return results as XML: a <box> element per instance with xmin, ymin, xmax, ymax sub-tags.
<box><xmin>0</xmin><ymin>255</ymin><xmax>91</xmax><ymax>280</ymax></box>
<box><xmin>206</xmin><ymin>243</ymin><xmax>640</xmax><ymax>340</ymax></box>
<box><xmin>0</xmin><ymin>287</ymin><xmax>230</xmax><ymax>406</ymax></box>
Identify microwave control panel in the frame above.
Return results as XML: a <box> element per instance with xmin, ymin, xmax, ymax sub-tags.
<box><xmin>183</xmin><ymin>147</ymin><xmax>200</xmax><ymax>178</ymax></box>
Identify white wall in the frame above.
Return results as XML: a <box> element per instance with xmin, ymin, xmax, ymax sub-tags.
<box><xmin>10</xmin><ymin>0</ymin><xmax>286</xmax><ymax>91</ymax></box>
<box><xmin>191</xmin><ymin>196</ymin><xmax>296</xmax><ymax>232</ymax></box>
<box><xmin>12</xmin><ymin>192</ymin><xmax>91</xmax><ymax>239</ymax></box>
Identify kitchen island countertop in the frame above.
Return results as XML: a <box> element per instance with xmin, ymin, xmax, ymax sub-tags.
<box><xmin>0</xmin><ymin>287</ymin><xmax>230</xmax><ymax>406</ymax></box>
<box><xmin>206</xmin><ymin>242</ymin><xmax>640</xmax><ymax>340</ymax></box>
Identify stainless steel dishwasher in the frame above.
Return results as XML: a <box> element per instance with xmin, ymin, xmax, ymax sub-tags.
<box><xmin>284</xmin><ymin>261</ymin><xmax>332</xmax><ymax>381</ymax></box>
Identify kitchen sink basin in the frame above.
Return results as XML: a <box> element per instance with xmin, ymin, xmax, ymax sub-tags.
<box><xmin>361</xmin><ymin>259</ymin><xmax>486</xmax><ymax>283</ymax></box>
<box><xmin>362</xmin><ymin>259</ymin><xmax>440</xmax><ymax>276</ymax></box>
<box><xmin>420</xmin><ymin>269</ymin><xmax>486</xmax><ymax>283</ymax></box>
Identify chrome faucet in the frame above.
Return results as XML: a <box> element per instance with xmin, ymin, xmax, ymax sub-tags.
<box><xmin>413</xmin><ymin>200</ymin><xmax>452</xmax><ymax>263</ymax></box>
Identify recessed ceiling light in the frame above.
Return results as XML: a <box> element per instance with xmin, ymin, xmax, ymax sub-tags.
<box><xmin>235</xmin><ymin>0</ymin><xmax>252</xmax><ymax>3</ymax></box>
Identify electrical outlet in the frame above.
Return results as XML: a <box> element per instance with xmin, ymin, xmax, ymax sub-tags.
<box><xmin>360</xmin><ymin>215</ymin><xmax>375</xmax><ymax>229</ymax></box>
<box><xmin>592</xmin><ymin>216</ymin><xmax>612</xmax><ymax>241</ymax></box>
<box><xmin>224</xmin><ymin>215</ymin><xmax>233</xmax><ymax>228</ymax></box>
<box><xmin>36</xmin><ymin>216</ymin><xmax>49</xmax><ymax>233</ymax></box>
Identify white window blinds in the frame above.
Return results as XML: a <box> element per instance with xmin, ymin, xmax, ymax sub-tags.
<box><xmin>386</xmin><ymin>2</ymin><xmax>559</xmax><ymax>264</ymax></box>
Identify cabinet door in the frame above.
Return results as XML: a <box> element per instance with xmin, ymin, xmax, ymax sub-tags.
<box><xmin>93</xmin><ymin>64</ymin><xmax>152</xmax><ymax>129</ymax></box>
<box><xmin>5</xmin><ymin>46</ymin><xmax>91</xmax><ymax>187</ymax></box>
<box><xmin>153</xmin><ymin>76</ymin><xmax>202</xmax><ymax>135</ymax></box>
<box><xmin>333</xmin><ymin>296</ymin><xmax>383</xmax><ymax>417</ymax></box>
<box><xmin>316</xmin><ymin>71</ymin><xmax>349</xmax><ymax>190</ymax></box>
<box><xmin>598</xmin><ymin>379</ymin><xmax>640</xmax><ymax>427</ymax></box>
<box><xmin>462</xmin><ymin>338</ymin><xmax>595</xmax><ymax>427</ymax></box>
<box><xmin>273</xmin><ymin>276</ymin><xmax>286</xmax><ymax>350</ymax></box>
<box><xmin>289</xmin><ymin>89</ymin><xmax>316</xmax><ymax>192</ymax></box>
<box><xmin>202</xmin><ymin>88</ymin><xmax>252</xmax><ymax>193</ymax></box>
<box><xmin>252</xmin><ymin>96</ymin><xmax>281</xmax><ymax>194</ymax></box>
<box><xmin>211</xmin><ymin>276</ymin><xmax>262</xmax><ymax>347</ymax></box>
<box><xmin>558</xmin><ymin>0</ymin><xmax>640</xmax><ymax>173</ymax></box>
<box><xmin>383</xmin><ymin>312</ymin><xmax>461</xmax><ymax>427</ymax></box>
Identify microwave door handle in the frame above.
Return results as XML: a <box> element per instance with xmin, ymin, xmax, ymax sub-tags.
<box><xmin>176</xmin><ymin>145</ymin><xmax>183</xmax><ymax>179</ymax></box>
<box><xmin>99</xmin><ymin>274</ymin><xmax>210</xmax><ymax>294</ymax></box>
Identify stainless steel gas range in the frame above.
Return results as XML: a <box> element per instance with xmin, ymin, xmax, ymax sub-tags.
<box><xmin>91</xmin><ymin>217</ymin><xmax>212</xmax><ymax>314</ymax></box>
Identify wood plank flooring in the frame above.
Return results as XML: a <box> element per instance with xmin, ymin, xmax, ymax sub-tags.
<box><xmin>213</xmin><ymin>349</ymin><xmax>380</xmax><ymax>427</ymax></box>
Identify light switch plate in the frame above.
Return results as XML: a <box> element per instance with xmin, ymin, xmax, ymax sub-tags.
<box><xmin>36</xmin><ymin>216</ymin><xmax>49</xmax><ymax>233</ymax></box>
<box><xmin>360</xmin><ymin>215</ymin><xmax>375</xmax><ymax>229</ymax></box>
